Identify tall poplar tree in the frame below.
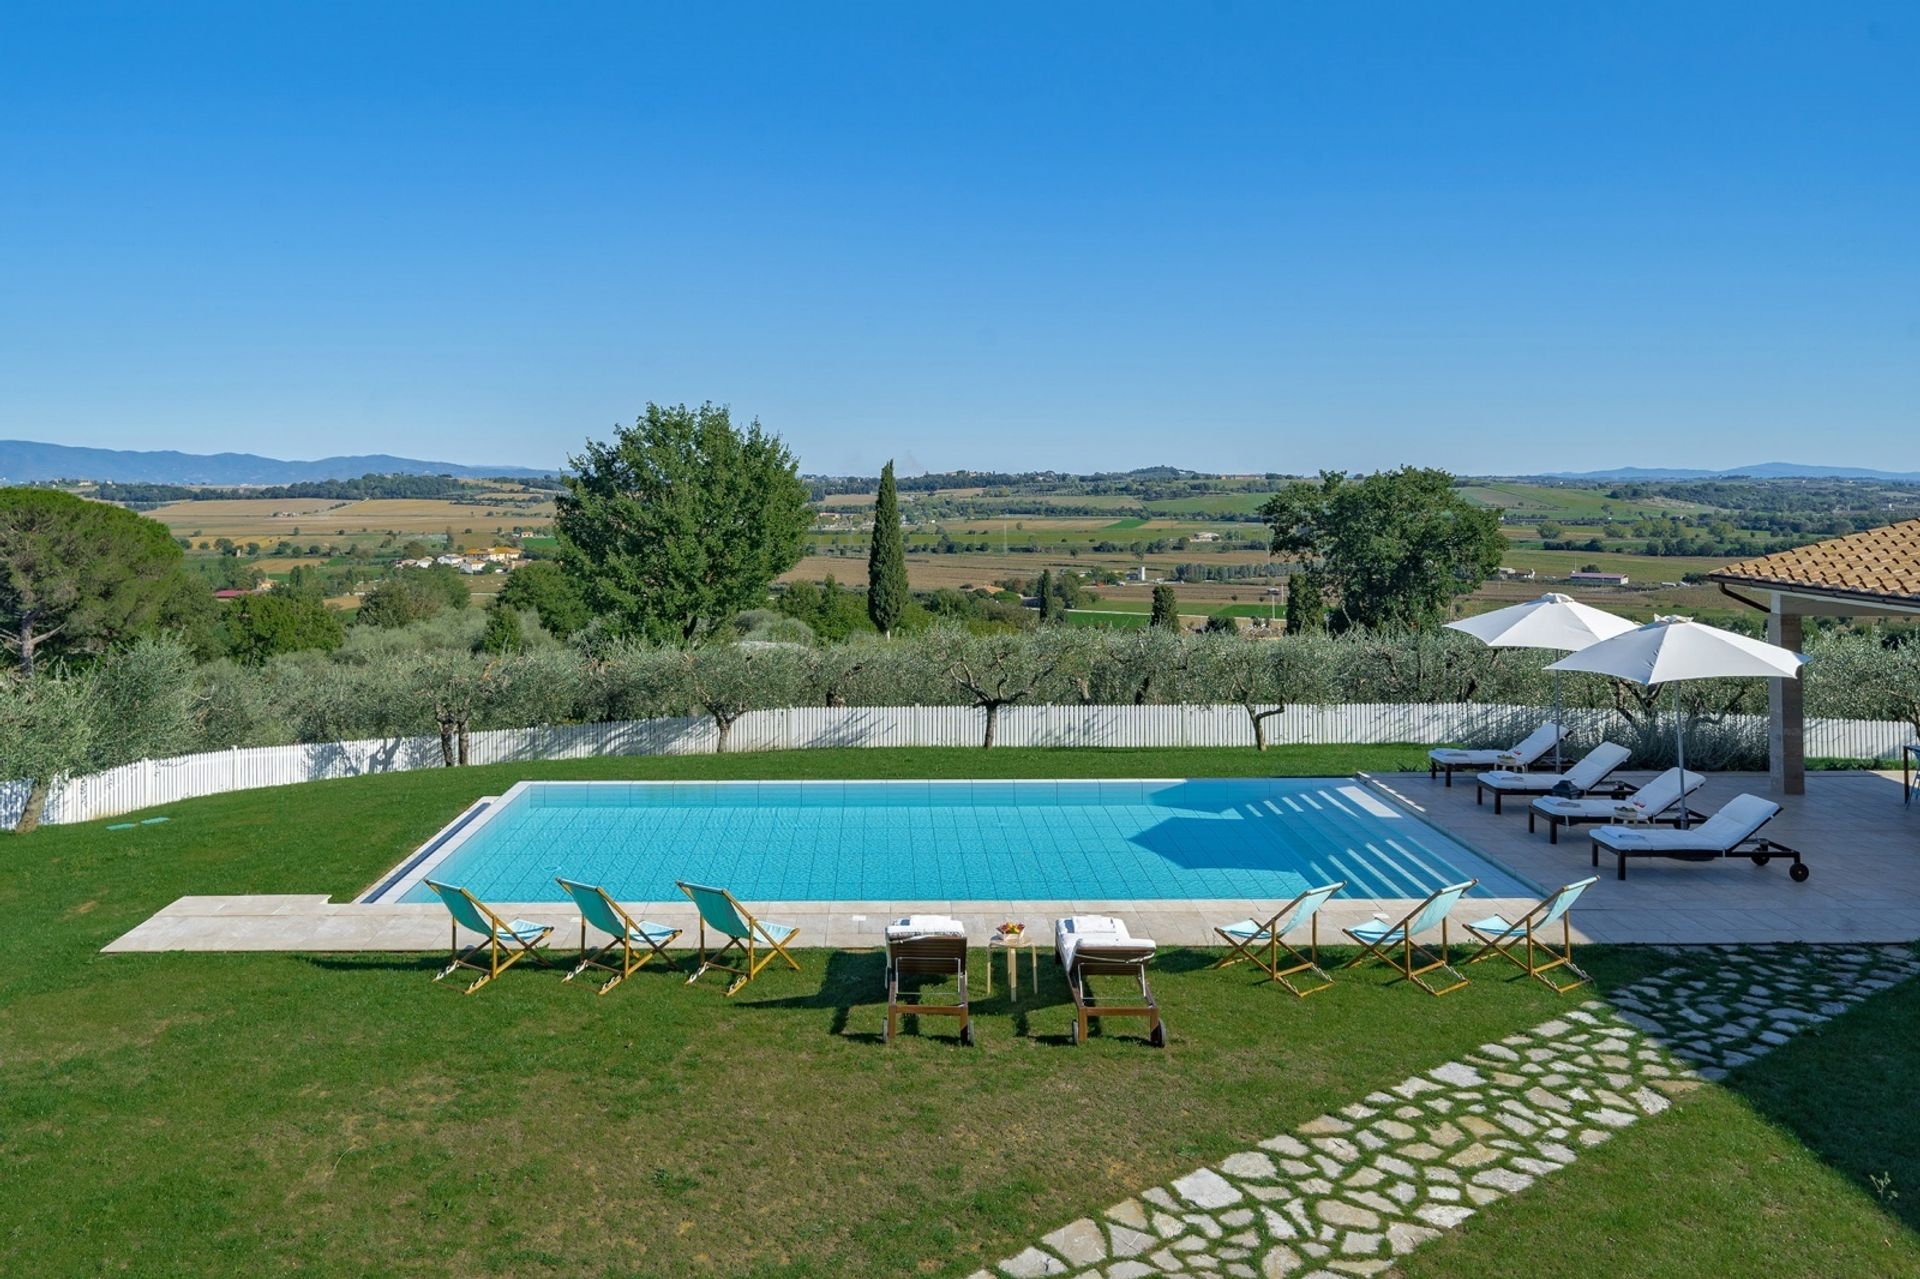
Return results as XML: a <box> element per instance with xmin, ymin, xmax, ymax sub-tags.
<box><xmin>866</xmin><ymin>460</ymin><xmax>909</xmax><ymax>637</ymax></box>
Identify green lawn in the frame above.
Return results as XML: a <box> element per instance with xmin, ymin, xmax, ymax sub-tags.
<box><xmin>3</xmin><ymin>746</ymin><xmax>1915</xmax><ymax>1277</ymax></box>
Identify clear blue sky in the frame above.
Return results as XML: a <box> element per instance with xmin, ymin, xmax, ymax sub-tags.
<box><xmin>2</xmin><ymin>3</ymin><xmax>1914</xmax><ymax>476</ymax></box>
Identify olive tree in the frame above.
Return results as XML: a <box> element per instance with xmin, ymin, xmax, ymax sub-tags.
<box><xmin>940</xmin><ymin>628</ymin><xmax>1079</xmax><ymax>748</ymax></box>
<box><xmin>1806</xmin><ymin>632</ymin><xmax>1920</xmax><ymax>737</ymax></box>
<box><xmin>685</xmin><ymin>642</ymin><xmax>807</xmax><ymax>752</ymax></box>
<box><xmin>1185</xmin><ymin>631</ymin><xmax>1335</xmax><ymax>751</ymax></box>
<box><xmin>0</xmin><ymin>668</ymin><xmax>99</xmax><ymax>832</ymax></box>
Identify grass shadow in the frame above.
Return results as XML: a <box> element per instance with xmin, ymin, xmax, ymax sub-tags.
<box><xmin>1712</xmin><ymin>964</ymin><xmax>1920</xmax><ymax>1235</ymax></box>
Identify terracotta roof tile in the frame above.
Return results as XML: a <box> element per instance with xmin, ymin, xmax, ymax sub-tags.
<box><xmin>1708</xmin><ymin>519</ymin><xmax>1920</xmax><ymax>605</ymax></box>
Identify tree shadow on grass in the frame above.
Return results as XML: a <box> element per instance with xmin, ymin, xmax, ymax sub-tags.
<box><xmin>303</xmin><ymin>954</ymin><xmax>446</xmax><ymax>975</ymax></box>
<box><xmin>1713</xmin><ymin>969</ymin><xmax>1920</xmax><ymax>1236</ymax></box>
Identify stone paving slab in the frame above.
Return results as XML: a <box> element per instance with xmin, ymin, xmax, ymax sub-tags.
<box><xmin>968</xmin><ymin>943</ymin><xmax>1920</xmax><ymax>1279</ymax></box>
<box><xmin>104</xmin><ymin>894</ymin><xmax>1551</xmax><ymax>953</ymax></box>
<box><xmin>1371</xmin><ymin>769</ymin><xmax>1920</xmax><ymax>944</ymax></box>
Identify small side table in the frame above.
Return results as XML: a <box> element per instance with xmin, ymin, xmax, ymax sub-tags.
<box><xmin>984</xmin><ymin>930</ymin><xmax>1040</xmax><ymax>999</ymax></box>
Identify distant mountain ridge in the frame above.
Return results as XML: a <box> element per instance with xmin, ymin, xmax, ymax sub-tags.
<box><xmin>0</xmin><ymin>439</ymin><xmax>554</xmax><ymax>485</ymax></box>
<box><xmin>1537</xmin><ymin>462</ymin><xmax>1920</xmax><ymax>482</ymax></box>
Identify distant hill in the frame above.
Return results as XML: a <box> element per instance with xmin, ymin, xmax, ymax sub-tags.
<box><xmin>0</xmin><ymin>439</ymin><xmax>553</xmax><ymax>485</ymax></box>
<box><xmin>1539</xmin><ymin>462</ymin><xmax>1920</xmax><ymax>482</ymax></box>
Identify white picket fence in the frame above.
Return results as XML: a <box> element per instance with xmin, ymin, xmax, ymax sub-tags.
<box><xmin>4</xmin><ymin>702</ymin><xmax>1912</xmax><ymax>829</ymax></box>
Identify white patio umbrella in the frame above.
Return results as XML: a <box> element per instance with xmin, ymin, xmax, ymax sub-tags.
<box><xmin>1445</xmin><ymin>593</ymin><xmax>1636</xmax><ymax>770</ymax></box>
<box><xmin>1548</xmin><ymin>616</ymin><xmax>1805</xmax><ymax>825</ymax></box>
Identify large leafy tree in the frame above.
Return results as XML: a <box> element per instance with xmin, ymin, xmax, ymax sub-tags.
<box><xmin>496</xmin><ymin>560</ymin><xmax>590</xmax><ymax>638</ymax></box>
<box><xmin>1263</xmin><ymin>468</ymin><xmax>1503</xmax><ymax>632</ymax></box>
<box><xmin>222</xmin><ymin>593</ymin><xmax>345</xmax><ymax>664</ymax></box>
<box><xmin>866</xmin><ymin>460</ymin><xmax>909</xmax><ymax>636</ymax></box>
<box><xmin>556</xmin><ymin>403</ymin><xmax>812</xmax><ymax>643</ymax></box>
<box><xmin>0</xmin><ymin>488</ymin><xmax>191</xmax><ymax>675</ymax></box>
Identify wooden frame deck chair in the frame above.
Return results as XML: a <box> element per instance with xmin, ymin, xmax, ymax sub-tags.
<box><xmin>1529</xmin><ymin>767</ymin><xmax>1705</xmax><ymax>843</ymax></box>
<box><xmin>1055</xmin><ymin>916</ymin><xmax>1165</xmax><ymax>1047</ymax></box>
<box><xmin>1342</xmin><ymin>880</ymin><xmax>1477</xmax><ymax>996</ymax></box>
<box><xmin>1476</xmin><ymin>742</ymin><xmax>1631</xmax><ymax>814</ymax></box>
<box><xmin>424</xmin><ymin>880</ymin><xmax>554</xmax><ymax>995</ymax></box>
<box><xmin>883</xmin><ymin>916</ymin><xmax>972</xmax><ymax>1045</ymax></box>
<box><xmin>1589</xmin><ymin>793</ymin><xmax>1807</xmax><ymax>883</ymax></box>
<box><xmin>555</xmin><ymin>878</ymin><xmax>682</xmax><ymax>995</ymax></box>
<box><xmin>1465</xmin><ymin>877</ymin><xmax>1598</xmax><ymax>993</ymax></box>
<box><xmin>1428</xmin><ymin>721</ymin><xmax>1563</xmax><ymax>787</ymax></box>
<box><xmin>675</xmin><ymin>881</ymin><xmax>800</xmax><ymax>996</ymax></box>
<box><xmin>1212</xmin><ymin>880</ymin><xmax>1346</xmax><ymax>996</ymax></box>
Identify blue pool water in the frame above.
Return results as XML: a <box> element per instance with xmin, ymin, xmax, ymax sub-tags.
<box><xmin>389</xmin><ymin>779</ymin><xmax>1532</xmax><ymax>904</ymax></box>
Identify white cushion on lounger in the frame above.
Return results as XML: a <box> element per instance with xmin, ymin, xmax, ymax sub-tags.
<box><xmin>1055</xmin><ymin>915</ymin><xmax>1156</xmax><ymax>969</ymax></box>
<box><xmin>886</xmin><ymin>915</ymin><xmax>966</xmax><ymax>940</ymax></box>
<box><xmin>1479</xmin><ymin>743</ymin><xmax>1631</xmax><ymax>795</ymax></box>
<box><xmin>1591</xmin><ymin>794</ymin><xmax>1780</xmax><ymax>852</ymax></box>
<box><xmin>1532</xmin><ymin>768</ymin><xmax>1704</xmax><ymax>822</ymax></box>
<box><xmin>1430</xmin><ymin>722</ymin><xmax>1563</xmax><ymax>770</ymax></box>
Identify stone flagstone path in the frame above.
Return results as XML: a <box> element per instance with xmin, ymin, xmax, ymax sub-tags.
<box><xmin>972</xmin><ymin>944</ymin><xmax>1920</xmax><ymax>1279</ymax></box>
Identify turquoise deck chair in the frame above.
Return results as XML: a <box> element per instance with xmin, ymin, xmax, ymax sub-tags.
<box><xmin>1343</xmin><ymin>880</ymin><xmax>1477</xmax><ymax>996</ymax></box>
<box><xmin>424</xmin><ymin>880</ymin><xmax>554</xmax><ymax>995</ymax></box>
<box><xmin>1465</xmin><ymin>877</ymin><xmax>1598</xmax><ymax>994</ymax></box>
<box><xmin>556</xmin><ymin>878</ymin><xmax>683</xmax><ymax>995</ymax></box>
<box><xmin>1213</xmin><ymin>881</ymin><xmax>1347</xmax><ymax>997</ymax></box>
<box><xmin>674</xmin><ymin>881</ymin><xmax>801</xmax><ymax>996</ymax></box>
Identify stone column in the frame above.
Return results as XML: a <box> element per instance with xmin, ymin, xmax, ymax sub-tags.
<box><xmin>1768</xmin><ymin>604</ymin><xmax>1804</xmax><ymax>796</ymax></box>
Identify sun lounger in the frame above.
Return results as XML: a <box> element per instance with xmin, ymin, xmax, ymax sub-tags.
<box><xmin>424</xmin><ymin>880</ymin><xmax>554</xmax><ymax>995</ymax></box>
<box><xmin>675</xmin><ymin>881</ymin><xmax>801</xmax><ymax>996</ymax></box>
<box><xmin>883</xmin><ymin>916</ymin><xmax>972</xmax><ymax>1045</ymax></box>
<box><xmin>1342</xmin><ymin>880</ymin><xmax>1477</xmax><ymax>996</ymax></box>
<box><xmin>1213</xmin><ymin>881</ymin><xmax>1346</xmax><ymax>996</ymax></box>
<box><xmin>1476</xmin><ymin>742</ymin><xmax>1631</xmax><ymax>814</ymax></box>
<box><xmin>1465</xmin><ymin>877</ymin><xmax>1598</xmax><ymax>993</ymax></box>
<box><xmin>1055</xmin><ymin>916</ymin><xmax>1165</xmax><ymax>1047</ymax></box>
<box><xmin>1428</xmin><ymin>721</ymin><xmax>1564</xmax><ymax>786</ymax></box>
<box><xmin>555</xmin><ymin>878</ymin><xmax>682</xmax><ymax>995</ymax></box>
<box><xmin>1529</xmin><ymin>767</ymin><xmax>1705</xmax><ymax>843</ymax></box>
<box><xmin>1589</xmin><ymin>793</ymin><xmax>1807</xmax><ymax>882</ymax></box>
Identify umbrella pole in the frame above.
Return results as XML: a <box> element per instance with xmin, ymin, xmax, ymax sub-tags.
<box><xmin>1552</xmin><ymin>667</ymin><xmax>1564</xmax><ymax>772</ymax></box>
<box><xmin>1673</xmin><ymin>684</ymin><xmax>1689</xmax><ymax>830</ymax></box>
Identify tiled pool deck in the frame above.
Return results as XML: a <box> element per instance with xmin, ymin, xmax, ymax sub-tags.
<box><xmin>103</xmin><ymin>768</ymin><xmax>1920</xmax><ymax>954</ymax></box>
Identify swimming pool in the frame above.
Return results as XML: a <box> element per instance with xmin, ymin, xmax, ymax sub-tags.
<box><xmin>375</xmin><ymin>778</ymin><xmax>1533</xmax><ymax>905</ymax></box>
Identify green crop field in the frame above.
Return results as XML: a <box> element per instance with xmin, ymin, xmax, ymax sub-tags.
<box><xmin>1456</xmin><ymin>482</ymin><xmax>1716</xmax><ymax>521</ymax></box>
<box><xmin>1143</xmin><ymin>492</ymin><xmax>1271</xmax><ymax>517</ymax></box>
<box><xmin>1498</xmin><ymin>547</ymin><xmax>1730</xmax><ymax>580</ymax></box>
<box><xmin>1062</xmin><ymin>609</ymin><xmax>1150</xmax><ymax>627</ymax></box>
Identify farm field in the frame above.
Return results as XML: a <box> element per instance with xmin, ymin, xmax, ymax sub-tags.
<box><xmin>1456</xmin><ymin>481</ymin><xmax>1717</xmax><ymax>520</ymax></box>
<box><xmin>147</xmin><ymin>494</ymin><xmax>554</xmax><ymax>544</ymax></box>
<box><xmin>1496</xmin><ymin>546</ymin><xmax>1727</xmax><ymax>580</ymax></box>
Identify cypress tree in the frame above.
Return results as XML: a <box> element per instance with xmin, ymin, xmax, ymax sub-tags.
<box><xmin>1150</xmin><ymin>583</ymin><xmax>1179</xmax><ymax>629</ymax></box>
<box><xmin>1037</xmin><ymin>568</ymin><xmax>1056</xmax><ymax>622</ymax></box>
<box><xmin>1284</xmin><ymin>569</ymin><xmax>1325</xmax><ymax>633</ymax></box>
<box><xmin>867</xmin><ymin>459</ymin><xmax>909</xmax><ymax>636</ymax></box>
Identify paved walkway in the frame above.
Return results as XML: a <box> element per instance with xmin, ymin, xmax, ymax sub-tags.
<box><xmin>968</xmin><ymin>944</ymin><xmax>1920</xmax><ymax>1279</ymax></box>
